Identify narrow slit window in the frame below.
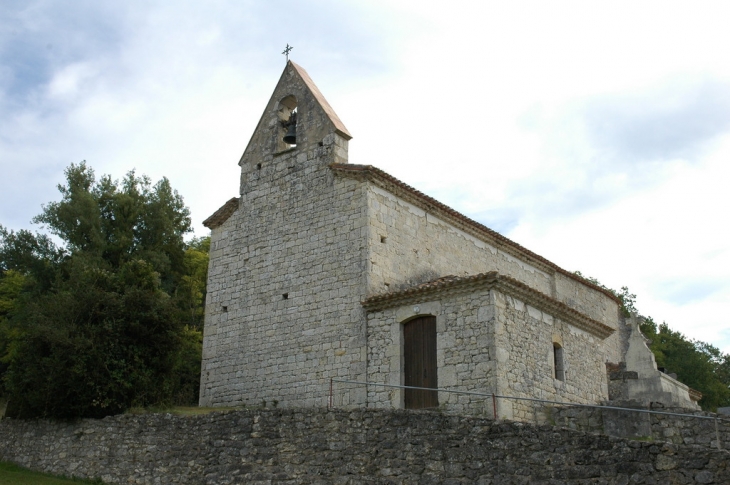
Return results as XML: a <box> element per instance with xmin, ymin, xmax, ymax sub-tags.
<box><xmin>553</xmin><ymin>343</ymin><xmax>565</xmax><ymax>381</ymax></box>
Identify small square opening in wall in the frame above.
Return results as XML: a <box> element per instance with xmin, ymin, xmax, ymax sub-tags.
<box><xmin>256</xmin><ymin>163</ymin><xmax>262</xmax><ymax>170</ymax></box>
<box><xmin>282</xmin><ymin>293</ymin><xmax>289</xmax><ymax>300</ymax></box>
<box><xmin>380</xmin><ymin>236</ymin><xmax>387</xmax><ymax>243</ymax></box>
<box><xmin>222</xmin><ymin>306</ymin><xmax>228</xmax><ymax>312</ymax></box>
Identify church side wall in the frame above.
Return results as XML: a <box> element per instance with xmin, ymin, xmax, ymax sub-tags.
<box><xmin>493</xmin><ymin>291</ymin><xmax>609</xmax><ymax>421</ymax></box>
<box><xmin>365</xmin><ymin>185</ymin><xmax>619</xmax><ymax>329</ymax></box>
<box><xmin>554</xmin><ymin>273</ymin><xmax>622</xmax><ymax>363</ymax></box>
<box><xmin>200</xmin><ymin>136</ymin><xmax>369</xmax><ymax>408</ymax></box>
<box><xmin>366</xmin><ymin>185</ymin><xmax>552</xmax><ymax>296</ymax></box>
<box><xmin>365</xmin><ymin>288</ymin><xmax>610</xmax><ymax>420</ymax></box>
<box><xmin>365</xmin><ymin>291</ymin><xmax>498</xmax><ymax>416</ymax></box>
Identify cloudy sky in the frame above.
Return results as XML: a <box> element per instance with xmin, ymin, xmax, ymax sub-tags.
<box><xmin>1</xmin><ymin>1</ymin><xmax>729</xmax><ymax>352</ymax></box>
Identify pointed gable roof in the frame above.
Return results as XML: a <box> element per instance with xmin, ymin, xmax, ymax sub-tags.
<box><xmin>289</xmin><ymin>61</ymin><xmax>351</xmax><ymax>140</ymax></box>
<box><xmin>238</xmin><ymin>61</ymin><xmax>351</xmax><ymax>166</ymax></box>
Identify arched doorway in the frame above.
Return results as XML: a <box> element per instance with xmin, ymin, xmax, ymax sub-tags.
<box><xmin>404</xmin><ymin>316</ymin><xmax>438</xmax><ymax>409</ymax></box>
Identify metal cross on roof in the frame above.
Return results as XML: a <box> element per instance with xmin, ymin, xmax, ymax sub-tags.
<box><xmin>282</xmin><ymin>44</ymin><xmax>293</xmax><ymax>62</ymax></box>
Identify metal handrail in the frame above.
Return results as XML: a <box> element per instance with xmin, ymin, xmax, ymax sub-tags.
<box><xmin>329</xmin><ymin>378</ymin><xmax>722</xmax><ymax>421</ymax></box>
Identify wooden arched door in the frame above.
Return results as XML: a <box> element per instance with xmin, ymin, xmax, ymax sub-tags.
<box><xmin>404</xmin><ymin>316</ymin><xmax>438</xmax><ymax>409</ymax></box>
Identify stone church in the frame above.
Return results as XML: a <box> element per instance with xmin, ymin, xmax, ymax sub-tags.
<box><xmin>199</xmin><ymin>61</ymin><xmax>699</xmax><ymax>420</ymax></box>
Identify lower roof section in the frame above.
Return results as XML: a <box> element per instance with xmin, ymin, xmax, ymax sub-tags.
<box><xmin>362</xmin><ymin>271</ymin><xmax>615</xmax><ymax>340</ymax></box>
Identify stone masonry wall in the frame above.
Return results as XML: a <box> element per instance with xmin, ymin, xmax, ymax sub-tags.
<box><xmin>548</xmin><ymin>405</ymin><xmax>730</xmax><ymax>452</ymax></box>
<box><xmin>200</xmin><ymin>61</ymin><xmax>368</xmax><ymax>409</ymax></box>
<box><xmin>366</xmin><ymin>184</ymin><xmax>553</xmax><ymax>296</ymax></box>
<box><xmin>201</xmin><ymin>143</ymin><xmax>368</xmax><ymax>408</ymax></box>
<box><xmin>0</xmin><ymin>409</ymin><xmax>727</xmax><ymax>484</ymax></box>
<box><xmin>364</xmin><ymin>288</ymin><xmax>612</xmax><ymax>420</ymax></box>
<box><xmin>492</xmin><ymin>290</ymin><xmax>609</xmax><ymax>420</ymax></box>
<box><xmin>365</xmin><ymin>291</ymin><xmax>497</xmax><ymax>415</ymax></box>
<box><xmin>364</xmin><ymin>184</ymin><xmax>622</xmax><ymax>365</ymax></box>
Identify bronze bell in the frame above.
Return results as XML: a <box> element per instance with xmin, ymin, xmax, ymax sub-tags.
<box><xmin>283</xmin><ymin>123</ymin><xmax>296</xmax><ymax>145</ymax></box>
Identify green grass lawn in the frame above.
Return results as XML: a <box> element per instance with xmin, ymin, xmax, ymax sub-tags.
<box><xmin>0</xmin><ymin>462</ymin><xmax>102</xmax><ymax>484</ymax></box>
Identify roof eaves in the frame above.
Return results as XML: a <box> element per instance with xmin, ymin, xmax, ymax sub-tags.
<box><xmin>202</xmin><ymin>197</ymin><xmax>240</xmax><ymax>229</ymax></box>
<box><xmin>362</xmin><ymin>272</ymin><xmax>615</xmax><ymax>340</ymax></box>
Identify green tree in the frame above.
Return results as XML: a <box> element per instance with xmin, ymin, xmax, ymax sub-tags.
<box><xmin>0</xmin><ymin>270</ymin><xmax>28</xmax><ymax>398</ymax></box>
<box><xmin>573</xmin><ymin>271</ymin><xmax>730</xmax><ymax>411</ymax></box>
<box><xmin>640</xmin><ymin>319</ymin><xmax>730</xmax><ymax>411</ymax></box>
<box><xmin>175</xmin><ymin>236</ymin><xmax>210</xmax><ymax>329</ymax></box>
<box><xmin>1</xmin><ymin>162</ymin><xmax>205</xmax><ymax>418</ymax></box>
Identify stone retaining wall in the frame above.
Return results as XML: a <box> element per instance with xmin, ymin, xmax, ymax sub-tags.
<box><xmin>547</xmin><ymin>404</ymin><xmax>730</xmax><ymax>451</ymax></box>
<box><xmin>0</xmin><ymin>409</ymin><xmax>728</xmax><ymax>484</ymax></box>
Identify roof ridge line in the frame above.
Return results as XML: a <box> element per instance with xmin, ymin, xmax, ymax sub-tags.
<box><xmin>331</xmin><ymin>163</ymin><xmax>620</xmax><ymax>303</ymax></box>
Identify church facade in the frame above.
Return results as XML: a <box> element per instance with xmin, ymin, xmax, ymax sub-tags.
<box><xmin>199</xmin><ymin>62</ymin><xmax>696</xmax><ymax>419</ymax></box>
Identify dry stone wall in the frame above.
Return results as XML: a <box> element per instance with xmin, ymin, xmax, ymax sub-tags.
<box><xmin>548</xmin><ymin>405</ymin><xmax>730</xmax><ymax>451</ymax></box>
<box><xmin>0</xmin><ymin>409</ymin><xmax>727</xmax><ymax>484</ymax></box>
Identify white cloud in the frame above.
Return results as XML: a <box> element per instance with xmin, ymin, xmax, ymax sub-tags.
<box><xmin>1</xmin><ymin>0</ymin><xmax>729</xmax><ymax>352</ymax></box>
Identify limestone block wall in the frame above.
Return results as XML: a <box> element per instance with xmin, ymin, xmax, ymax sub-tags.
<box><xmin>200</xmin><ymin>136</ymin><xmax>369</xmax><ymax>408</ymax></box>
<box><xmin>365</xmin><ymin>292</ymin><xmax>497</xmax><ymax>415</ymax></box>
<box><xmin>494</xmin><ymin>291</ymin><xmax>609</xmax><ymax>421</ymax></box>
<box><xmin>364</xmin><ymin>184</ymin><xmax>621</xmax><ymax>347</ymax></box>
<box><xmin>366</xmin><ymin>185</ymin><xmax>552</xmax><ymax>294</ymax></box>
<box><xmin>365</xmin><ymin>287</ymin><xmax>611</xmax><ymax>420</ymax></box>
<box><xmin>548</xmin><ymin>405</ymin><xmax>730</xmax><ymax>451</ymax></box>
<box><xmin>0</xmin><ymin>410</ymin><xmax>727</xmax><ymax>484</ymax></box>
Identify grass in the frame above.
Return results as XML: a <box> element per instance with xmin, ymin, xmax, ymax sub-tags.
<box><xmin>0</xmin><ymin>462</ymin><xmax>102</xmax><ymax>484</ymax></box>
<box><xmin>125</xmin><ymin>405</ymin><xmax>242</xmax><ymax>416</ymax></box>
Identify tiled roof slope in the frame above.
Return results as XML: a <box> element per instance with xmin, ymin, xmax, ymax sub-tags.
<box><xmin>289</xmin><ymin>61</ymin><xmax>352</xmax><ymax>140</ymax></box>
<box><xmin>362</xmin><ymin>272</ymin><xmax>615</xmax><ymax>339</ymax></box>
<box><xmin>331</xmin><ymin>163</ymin><xmax>620</xmax><ymax>304</ymax></box>
<box><xmin>202</xmin><ymin>197</ymin><xmax>240</xmax><ymax>229</ymax></box>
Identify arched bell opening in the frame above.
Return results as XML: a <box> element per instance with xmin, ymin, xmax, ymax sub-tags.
<box><xmin>277</xmin><ymin>95</ymin><xmax>298</xmax><ymax>150</ymax></box>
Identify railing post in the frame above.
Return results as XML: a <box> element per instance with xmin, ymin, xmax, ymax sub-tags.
<box><xmin>328</xmin><ymin>378</ymin><xmax>333</xmax><ymax>409</ymax></box>
<box><xmin>716</xmin><ymin>416</ymin><xmax>722</xmax><ymax>450</ymax></box>
<box><xmin>492</xmin><ymin>393</ymin><xmax>497</xmax><ymax>420</ymax></box>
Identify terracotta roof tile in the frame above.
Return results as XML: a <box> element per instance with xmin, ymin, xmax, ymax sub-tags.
<box><xmin>331</xmin><ymin>163</ymin><xmax>620</xmax><ymax>304</ymax></box>
<box><xmin>362</xmin><ymin>272</ymin><xmax>615</xmax><ymax>339</ymax></box>
<box><xmin>289</xmin><ymin>61</ymin><xmax>352</xmax><ymax>140</ymax></box>
<box><xmin>202</xmin><ymin>197</ymin><xmax>239</xmax><ymax>229</ymax></box>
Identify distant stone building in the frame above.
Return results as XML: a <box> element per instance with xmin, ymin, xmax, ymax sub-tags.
<box><xmin>199</xmin><ymin>61</ymin><xmax>699</xmax><ymax>419</ymax></box>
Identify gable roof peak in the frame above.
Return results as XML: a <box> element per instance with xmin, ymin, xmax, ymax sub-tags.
<box><xmin>238</xmin><ymin>61</ymin><xmax>352</xmax><ymax>167</ymax></box>
<box><xmin>286</xmin><ymin>61</ymin><xmax>351</xmax><ymax>140</ymax></box>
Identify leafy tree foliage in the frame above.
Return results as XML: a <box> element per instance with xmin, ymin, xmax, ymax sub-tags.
<box><xmin>573</xmin><ymin>271</ymin><xmax>730</xmax><ymax>411</ymax></box>
<box><xmin>0</xmin><ymin>162</ymin><xmax>207</xmax><ymax>419</ymax></box>
<box><xmin>639</xmin><ymin>318</ymin><xmax>730</xmax><ymax>411</ymax></box>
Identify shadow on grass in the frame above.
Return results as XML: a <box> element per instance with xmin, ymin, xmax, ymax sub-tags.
<box><xmin>0</xmin><ymin>462</ymin><xmax>103</xmax><ymax>484</ymax></box>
